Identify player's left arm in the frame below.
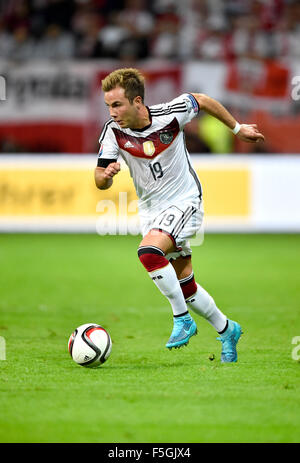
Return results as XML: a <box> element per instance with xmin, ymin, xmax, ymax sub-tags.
<box><xmin>191</xmin><ymin>93</ymin><xmax>265</xmax><ymax>143</ymax></box>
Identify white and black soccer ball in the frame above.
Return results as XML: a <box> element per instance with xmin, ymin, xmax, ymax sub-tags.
<box><xmin>68</xmin><ymin>323</ymin><xmax>112</xmax><ymax>367</ymax></box>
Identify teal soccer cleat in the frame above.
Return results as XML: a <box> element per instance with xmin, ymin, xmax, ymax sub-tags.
<box><xmin>166</xmin><ymin>313</ymin><xmax>197</xmax><ymax>350</ymax></box>
<box><xmin>217</xmin><ymin>319</ymin><xmax>242</xmax><ymax>362</ymax></box>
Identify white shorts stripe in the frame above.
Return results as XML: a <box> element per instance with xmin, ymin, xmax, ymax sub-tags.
<box><xmin>172</xmin><ymin>207</ymin><xmax>196</xmax><ymax>239</ymax></box>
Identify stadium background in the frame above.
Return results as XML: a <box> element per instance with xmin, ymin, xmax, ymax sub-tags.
<box><xmin>0</xmin><ymin>0</ymin><xmax>300</xmax><ymax>445</ymax></box>
<box><xmin>1</xmin><ymin>0</ymin><xmax>300</xmax><ymax>232</ymax></box>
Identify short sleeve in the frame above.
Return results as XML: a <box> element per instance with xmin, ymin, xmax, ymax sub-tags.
<box><xmin>97</xmin><ymin>120</ymin><xmax>120</xmax><ymax>167</ymax></box>
<box><xmin>162</xmin><ymin>93</ymin><xmax>200</xmax><ymax>128</ymax></box>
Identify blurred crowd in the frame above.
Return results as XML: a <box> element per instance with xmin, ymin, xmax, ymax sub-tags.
<box><xmin>0</xmin><ymin>0</ymin><xmax>300</xmax><ymax>62</ymax></box>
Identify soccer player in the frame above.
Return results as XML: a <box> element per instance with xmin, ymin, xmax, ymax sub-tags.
<box><xmin>95</xmin><ymin>68</ymin><xmax>265</xmax><ymax>362</ymax></box>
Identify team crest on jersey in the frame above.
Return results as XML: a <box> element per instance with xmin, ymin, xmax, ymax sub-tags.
<box><xmin>159</xmin><ymin>131</ymin><xmax>173</xmax><ymax>144</ymax></box>
<box><xmin>143</xmin><ymin>140</ymin><xmax>155</xmax><ymax>156</ymax></box>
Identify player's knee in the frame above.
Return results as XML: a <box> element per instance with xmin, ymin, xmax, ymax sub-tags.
<box><xmin>137</xmin><ymin>246</ymin><xmax>169</xmax><ymax>272</ymax></box>
<box><xmin>179</xmin><ymin>273</ymin><xmax>197</xmax><ymax>299</ymax></box>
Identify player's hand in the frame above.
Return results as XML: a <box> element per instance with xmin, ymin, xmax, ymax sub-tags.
<box><xmin>103</xmin><ymin>162</ymin><xmax>121</xmax><ymax>179</ymax></box>
<box><xmin>237</xmin><ymin>124</ymin><xmax>265</xmax><ymax>143</ymax></box>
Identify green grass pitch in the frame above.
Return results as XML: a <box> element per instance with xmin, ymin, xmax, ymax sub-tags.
<box><xmin>0</xmin><ymin>233</ymin><xmax>299</xmax><ymax>443</ymax></box>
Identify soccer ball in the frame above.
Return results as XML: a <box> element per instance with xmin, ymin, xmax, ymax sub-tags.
<box><xmin>68</xmin><ymin>323</ymin><xmax>112</xmax><ymax>367</ymax></box>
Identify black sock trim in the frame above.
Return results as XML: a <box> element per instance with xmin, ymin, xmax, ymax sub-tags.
<box><xmin>174</xmin><ymin>310</ymin><xmax>189</xmax><ymax>318</ymax></box>
<box><xmin>218</xmin><ymin>319</ymin><xmax>228</xmax><ymax>334</ymax></box>
<box><xmin>179</xmin><ymin>273</ymin><xmax>194</xmax><ymax>286</ymax></box>
<box><xmin>137</xmin><ymin>246</ymin><xmax>165</xmax><ymax>257</ymax></box>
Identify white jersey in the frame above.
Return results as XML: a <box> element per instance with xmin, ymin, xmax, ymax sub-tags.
<box><xmin>97</xmin><ymin>93</ymin><xmax>202</xmax><ymax>216</ymax></box>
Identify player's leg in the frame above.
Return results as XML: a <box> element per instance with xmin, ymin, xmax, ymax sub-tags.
<box><xmin>172</xmin><ymin>255</ymin><xmax>242</xmax><ymax>362</ymax></box>
<box><xmin>172</xmin><ymin>255</ymin><xmax>227</xmax><ymax>332</ymax></box>
<box><xmin>138</xmin><ymin>230</ymin><xmax>188</xmax><ymax>318</ymax></box>
<box><xmin>137</xmin><ymin>230</ymin><xmax>197</xmax><ymax>349</ymax></box>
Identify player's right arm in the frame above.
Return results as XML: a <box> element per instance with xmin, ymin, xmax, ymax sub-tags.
<box><xmin>95</xmin><ymin>120</ymin><xmax>120</xmax><ymax>190</ymax></box>
<box><xmin>94</xmin><ymin>162</ymin><xmax>121</xmax><ymax>190</ymax></box>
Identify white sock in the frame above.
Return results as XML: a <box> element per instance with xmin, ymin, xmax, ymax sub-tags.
<box><xmin>149</xmin><ymin>263</ymin><xmax>189</xmax><ymax>317</ymax></box>
<box><xmin>186</xmin><ymin>283</ymin><xmax>227</xmax><ymax>332</ymax></box>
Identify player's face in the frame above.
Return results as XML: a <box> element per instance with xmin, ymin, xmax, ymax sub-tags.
<box><xmin>104</xmin><ymin>86</ymin><xmax>140</xmax><ymax>129</ymax></box>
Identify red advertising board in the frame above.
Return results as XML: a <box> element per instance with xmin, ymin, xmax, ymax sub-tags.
<box><xmin>0</xmin><ymin>62</ymin><xmax>182</xmax><ymax>154</ymax></box>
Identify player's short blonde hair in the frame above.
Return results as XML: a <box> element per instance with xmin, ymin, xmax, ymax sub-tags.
<box><xmin>101</xmin><ymin>68</ymin><xmax>145</xmax><ymax>104</ymax></box>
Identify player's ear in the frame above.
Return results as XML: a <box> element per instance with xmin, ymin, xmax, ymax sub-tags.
<box><xmin>134</xmin><ymin>95</ymin><xmax>143</xmax><ymax>107</ymax></box>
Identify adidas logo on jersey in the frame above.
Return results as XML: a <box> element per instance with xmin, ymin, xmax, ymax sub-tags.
<box><xmin>124</xmin><ymin>140</ymin><xmax>134</xmax><ymax>148</ymax></box>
